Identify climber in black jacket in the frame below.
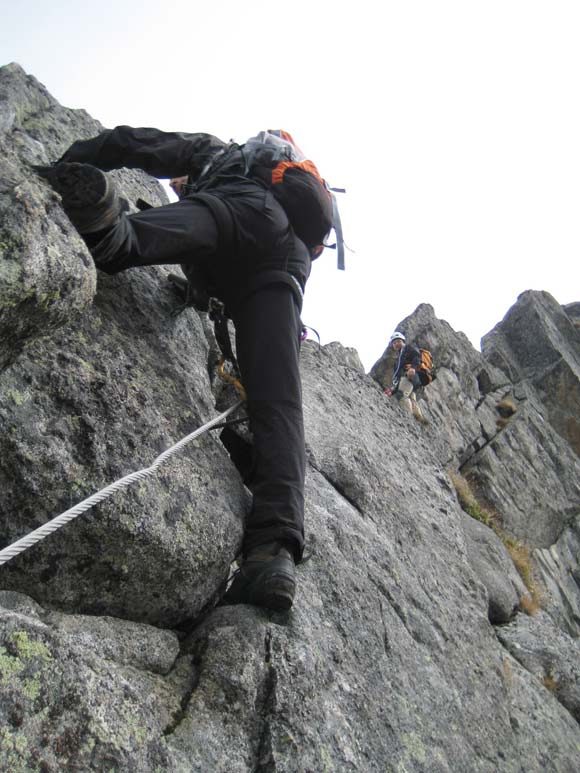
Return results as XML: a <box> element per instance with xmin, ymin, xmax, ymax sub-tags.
<box><xmin>34</xmin><ymin>125</ymin><xmax>323</xmax><ymax>612</ymax></box>
<box><xmin>384</xmin><ymin>331</ymin><xmax>425</xmax><ymax>421</ymax></box>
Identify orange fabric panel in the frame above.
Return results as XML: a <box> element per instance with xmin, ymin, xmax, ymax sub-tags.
<box><xmin>271</xmin><ymin>159</ymin><xmax>325</xmax><ymax>185</ymax></box>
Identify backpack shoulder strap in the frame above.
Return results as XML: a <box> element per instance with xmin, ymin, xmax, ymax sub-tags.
<box><xmin>331</xmin><ymin>193</ymin><xmax>345</xmax><ymax>271</ymax></box>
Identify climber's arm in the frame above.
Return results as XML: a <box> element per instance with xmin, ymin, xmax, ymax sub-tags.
<box><xmin>59</xmin><ymin>126</ymin><xmax>226</xmax><ymax>179</ymax></box>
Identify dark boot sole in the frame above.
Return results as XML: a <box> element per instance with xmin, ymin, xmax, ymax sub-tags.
<box><xmin>222</xmin><ymin>564</ymin><xmax>296</xmax><ymax>611</ymax></box>
<box><xmin>52</xmin><ymin>163</ymin><xmax>109</xmax><ymax>209</ymax></box>
<box><xmin>257</xmin><ymin>572</ymin><xmax>296</xmax><ymax>611</ymax></box>
<box><xmin>36</xmin><ymin>162</ymin><xmax>120</xmax><ymax>234</ymax></box>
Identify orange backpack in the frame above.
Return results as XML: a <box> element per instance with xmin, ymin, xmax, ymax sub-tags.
<box><xmin>243</xmin><ymin>130</ymin><xmax>344</xmax><ymax>267</ymax></box>
<box><xmin>418</xmin><ymin>348</ymin><xmax>436</xmax><ymax>386</ymax></box>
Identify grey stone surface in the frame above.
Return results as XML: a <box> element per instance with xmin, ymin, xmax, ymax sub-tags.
<box><xmin>1</xmin><ymin>63</ymin><xmax>580</xmax><ymax>772</ymax></box>
<box><xmin>460</xmin><ymin>511</ymin><xmax>526</xmax><ymax>624</ymax></box>
<box><xmin>497</xmin><ymin>611</ymin><xmax>580</xmax><ymax>724</ymax></box>
<box><xmin>0</xmin><ymin>62</ymin><xmax>170</xmax><ymax>373</ymax></box>
<box><xmin>0</xmin><ymin>268</ymin><xmax>249</xmax><ymax>625</ymax></box>
<box><xmin>483</xmin><ymin>291</ymin><xmax>580</xmax><ymax>383</ymax></box>
<box><xmin>482</xmin><ymin>290</ymin><xmax>580</xmax><ymax>456</ymax></box>
<box><xmin>371</xmin><ymin>298</ymin><xmax>580</xmax><ymax>639</ymax></box>
<box><xmin>0</xmin><ymin>62</ymin><xmax>248</xmax><ymax>626</ymax></box>
<box><xmin>46</xmin><ymin>611</ymin><xmax>180</xmax><ymax>675</ymax></box>
<box><xmin>564</xmin><ymin>302</ymin><xmax>580</xmax><ymax>328</ymax></box>
<box><xmin>0</xmin><ymin>593</ymin><xmax>185</xmax><ymax>770</ymax></box>
<box><xmin>462</xmin><ymin>400</ymin><xmax>580</xmax><ymax>548</ymax></box>
<box><xmin>535</xmin><ymin>515</ymin><xmax>580</xmax><ymax>638</ymax></box>
<box><xmin>498</xmin><ymin>652</ymin><xmax>580</xmax><ymax>770</ymax></box>
<box><xmin>370</xmin><ymin>303</ymin><xmax>512</xmax><ymax>465</ymax></box>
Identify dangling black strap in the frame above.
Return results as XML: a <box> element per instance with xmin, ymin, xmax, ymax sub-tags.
<box><xmin>209</xmin><ymin>299</ymin><xmax>240</xmax><ymax>376</ymax></box>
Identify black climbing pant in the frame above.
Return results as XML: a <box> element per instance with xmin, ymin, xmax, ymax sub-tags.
<box><xmin>232</xmin><ymin>283</ymin><xmax>305</xmax><ymax>559</ymax></box>
<box><xmin>85</xmin><ymin>178</ymin><xmax>308</xmax><ymax>561</ymax></box>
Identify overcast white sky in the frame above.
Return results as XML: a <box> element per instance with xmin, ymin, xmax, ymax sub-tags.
<box><xmin>2</xmin><ymin>0</ymin><xmax>579</xmax><ymax>369</ymax></box>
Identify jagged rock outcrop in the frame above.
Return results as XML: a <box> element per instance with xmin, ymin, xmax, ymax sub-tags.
<box><xmin>1</xmin><ymin>63</ymin><xmax>580</xmax><ymax>771</ymax></box>
<box><xmin>483</xmin><ymin>290</ymin><xmax>580</xmax><ymax>458</ymax></box>
<box><xmin>373</xmin><ymin>299</ymin><xmax>580</xmax><ymax>640</ymax></box>
<box><xmin>565</xmin><ymin>302</ymin><xmax>580</xmax><ymax>331</ymax></box>
<box><xmin>370</xmin><ymin>302</ymin><xmax>512</xmax><ymax>466</ymax></box>
<box><xmin>0</xmin><ymin>63</ymin><xmax>163</xmax><ymax>372</ymax></box>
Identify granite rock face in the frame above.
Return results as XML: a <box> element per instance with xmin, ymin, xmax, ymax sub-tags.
<box><xmin>0</xmin><ymin>63</ymin><xmax>163</xmax><ymax>372</ymax></box>
<box><xmin>370</xmin><ymin>302</ymin><xmax>512</xmax><ymax>466</ymax></box>
<box><xmin>497</xmin><ymin>610</ymin><xmax>580</xmax><ymax>725</ymax></box>
<box><xmin>374</xmin><ymin>298</ymin><xmax>580</xmax><ymax>640</ymax></box>
<box><xmin>1</xmin><ymin>63</ymin><xmax>580</xmax><ymax>772</ymax></box>
<box><xmin>0</xmin><ymin>63</ymin><xmax>248</xmax><ymax>626</ymax></box>
<box><xmin>482</xmin><ymin>290</ymin><xmax>580</xmax><ymax>457</ymax></box>
<box><xmin>460</xmin><ymin>511</ymin><xmax>526</xmax><ymax>624</ymax></box>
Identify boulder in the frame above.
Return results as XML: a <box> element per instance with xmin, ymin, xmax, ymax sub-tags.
<box><xmin>0</xmin><ymin>591</ymin><xmax>185</xmax><ymax>771</ymax></box>
<box><xmin>460</xmin><ymin>511</ymin><xmax>526</xmax><ymax>623</ymax></box>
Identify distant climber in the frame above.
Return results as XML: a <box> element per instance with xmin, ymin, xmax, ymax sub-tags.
<box><xmin>383</xmin><ymin>331</ymin><xmax>426</xmax><ymax>422</ymax></box>
<box><xmin>33</xmin><ymin>125</ymin><xmax>337</xmax><ymax>612</ymax></box>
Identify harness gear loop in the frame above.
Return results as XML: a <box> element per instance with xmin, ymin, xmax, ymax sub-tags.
<box><xmin>217</xmin><ymin>358</ymin><xmax>247</xmax><ymax>402</ymax></box>
<box><xmin>209</xmin><ymin>297</ymin><xmax>248</xmax><ymax>401</ymax></box>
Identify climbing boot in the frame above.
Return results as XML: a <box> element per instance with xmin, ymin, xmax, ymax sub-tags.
<box><xmin>34</xmin><ymin>162</ymin><xmax>123</xmax><ymax>234</ymax></box>
<box><xmin>411</xmin><ymin>397</ymin><xmax>429</xmax><ymax>424</ymax></box>
<box><xmin>222</xmin><ymin>541</ymin><xmax>296</xmax><ymax>611</ymax></box>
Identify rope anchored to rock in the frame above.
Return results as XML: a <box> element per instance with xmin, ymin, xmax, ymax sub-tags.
<box><xmin>0</xmin><ymin>401</ymin><xmax>244</xmax><ymax>567</ymax></box>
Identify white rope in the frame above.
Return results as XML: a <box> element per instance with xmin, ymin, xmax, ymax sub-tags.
<box><xmin>0</xmin><ymin>401</ymin><xmax>243</xmax><ymax>567</ymax></box>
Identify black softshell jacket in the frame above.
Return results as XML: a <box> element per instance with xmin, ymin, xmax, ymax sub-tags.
<box><xmin>60</xmin><ymin>125</ymin><xmax>310</xmax><ymax>560</ymax></box>
<box><xmin>61</xmin><ymin>126</ymin><xmax>312</xmax><ymax>301</ymax></box>
<box><xmin>393</xmin><ymin>344</ymin><xmax>422</xmax><ymax>386</ymax></box>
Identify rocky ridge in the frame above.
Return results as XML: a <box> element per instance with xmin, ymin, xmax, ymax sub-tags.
<box><xmin>1</xmin><ymin>63</ymin><xmax>579</xmax><ymax>771</ymax></box>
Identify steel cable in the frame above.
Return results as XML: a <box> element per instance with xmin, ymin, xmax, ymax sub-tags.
<box><xmin>0</xmin><ymin>401</ymin><xmax>243</xmax><ymax>567</ymax></box>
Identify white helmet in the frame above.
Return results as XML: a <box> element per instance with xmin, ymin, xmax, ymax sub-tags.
<box><xmin>389</xmin><ymin>331</ymin><xmax>406</xmax><ymax>346</ymax></box>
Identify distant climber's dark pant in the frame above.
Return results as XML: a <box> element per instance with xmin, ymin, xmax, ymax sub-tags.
<box><xmin>85</xmin><ymin>184</ymin><xmax>308</xmax><ymax>561</ymax></box>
